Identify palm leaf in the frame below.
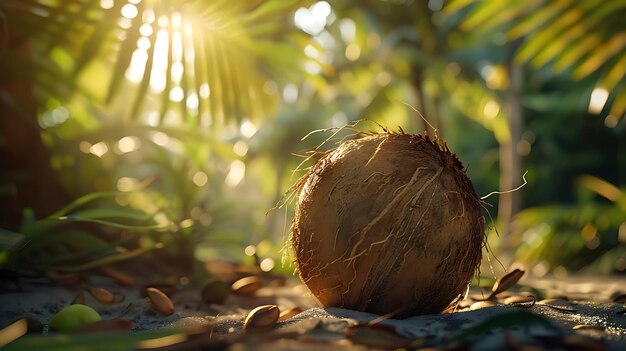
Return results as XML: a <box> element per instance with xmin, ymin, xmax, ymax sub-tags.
<box><xmin>447</xmin><ymin>0</ymin><xmax>626</xmax><ymax>119</ymax></box>
<box><xmin>1</xmin><ymin>0</ymin><xmax>313</xmax><ymax>127</ymax></box>
<box><xmin>104</xmin><ymin>7</ymin><xmax>144</xmax><ymax>104</ymax></box>
<box><xmin>71</xmin><ymin>2</ymin><xmax>124</xmax><ymax>76</ymax></box>
<box><xmin>609</xmin><ymin>87</ymin><xmax>626</xmax><ymax>119</ymax></box>
<box><xmin>571</xmin><ymin>32</ymin><xmax>626</xmax><ymax>79</ymax></box>
<box><xmin>130</xmin><ymin>20</ymin><xmax>158</xmax><ymax>120</ymax></box>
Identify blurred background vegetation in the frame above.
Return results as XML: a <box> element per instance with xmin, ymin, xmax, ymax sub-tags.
<box><xmin>0</xmin><ymin>0</ymin><xmax>624</xmax><ymax>282</ymax></box>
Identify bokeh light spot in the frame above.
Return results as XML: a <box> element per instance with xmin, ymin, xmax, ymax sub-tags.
<box><xmin>192</xmin><ymin>171</ymin><xmax>208</xmax><ymax>187</ymax></box>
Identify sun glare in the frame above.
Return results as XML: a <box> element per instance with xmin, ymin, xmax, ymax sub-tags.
<box><xmin>124</xmin><ymin>7</ymin><xmax>199</xmax><ymax>110</ymax></box>
<box><xmin>123</xmin><ymin>7</ymin><xmax>196</xmax><ymax>103</ymax></box>
<box><xmin>483</xmin><ymin>99</ymin><xmax>500</xmax><ymax>119</ymax></box>
<box><xmin>192</xmin><ymin>171</ymin><xmax>208</xmax><ymax>187</ymax></box>
<box><xmin>225</xmin><ymin>160</ymin><xmax>246</xmax><ymax>188</ymax></box>
<box><xmin>150</xmin><ymin>131</ymin><xmax>169</xmax><ymax>146</ymax></box>
<box><xmin>149</xmin><ymin>29</ymin><xmax>169</xmax><ymax>93</ymax></box>
<box><xmin>90</xmin><ymin>142</ymin><xmax>109</xmax><ymax>158</ymax></box>
<box><xmin>588</xmin><ymin>87</ymin><xmax>609</xmax><ymax>114</ymax></box>
<box><xmin>99</xmin><ymin>0</ymin><xmax>114</xmax><ymax>10</ymax></box>
<box><xmin>233</xmin><ymin>141</ymin><xmax>248</xmax><ymax>157</ymax></box>
<box><xmin>240</xmin><ymin>120</ymin><xmax>258</xmax><ymax>138</ymax></box>
<box><xmin>294</xmin><ymin>1</ymin><xmax>332</xmax><ymax>36</ymax></box>
<box><xmin>121</xmin><ymin>4</ymin><xmax>138</xmax><ymax>19</ymax></box>
<box><xmin>116</xmin><ymin>136</ymin><xmax>140</xmax><ymax>154</ymax></box>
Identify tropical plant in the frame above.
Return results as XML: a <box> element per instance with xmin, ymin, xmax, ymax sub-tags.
<box><xmin>447</xmin><ymin>0</ymin><xmax>626</xmax><ymax>122</ymax></box>
<box><xmin>1</xmin><ymin>0</ymin><xmax>314</xmax><ymax>123</ymax></box>
<box><xmin>0</xmin><ymin>0</ymin><xmax>317</xmax><ymax>274</ymax></box>
<box><xmin>0</xmin><ymin>192</ymin><xmax>161</xmax><ymax>272</ymax></box>
<box><xmin>511</xmin><ymin>175</ymin><xmax>626</xmax><ymax>274</ymax></box>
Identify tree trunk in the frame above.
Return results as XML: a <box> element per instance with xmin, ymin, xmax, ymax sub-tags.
<box><xmin>498</xmin><ymin>58</ymin><xmax>524</xmax><ymax>236</ymax></box>
<box><xmin>0</xmin><ymin>23</ymin><xmax>68</xmax><ymax>229</ymax></box>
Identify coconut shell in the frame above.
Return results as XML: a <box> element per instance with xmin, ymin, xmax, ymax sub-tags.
<box><xmin>291</xmin><ymin>132</ymin><xmax>484</xmax><ymax>317</ymax></box>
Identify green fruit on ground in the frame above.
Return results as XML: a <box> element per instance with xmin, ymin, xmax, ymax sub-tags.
<box><xmin>49</xmin><ymin>304</ymin><xmax>102</xmax><ymax>333</ymax></box>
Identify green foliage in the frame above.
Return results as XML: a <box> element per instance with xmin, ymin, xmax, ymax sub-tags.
<box><xmin>447</xmin><ymin>0</ymin><xmax>626</xmax><ymax>120</ymax></box>
<box><xmin>511</xmin><ymin>176</ymin><xmax>626</xmax><ymax>274</ymax></box>
<box><xmin>0</xmin><ymin>0</ymin><xmax>624</xmax><ymax>277</ymax></box>
<box><xmin>0</xmin><ymin>0</ymin><xmax>314</xmax><ymax>126</ymax></box>
<box><xmin>0</xmin><ymin>192</ymin><xmax>162</xmax><ymax>272</ymax></box>
<box><xmin>0</xmin><ymin>0</ymin><xmax>317</xmax><ymax>275</ymax></box>
<box><xmin>3</xmin><ymin>328</ymin><xmax>179</xmax><ymax>351</ymax></box>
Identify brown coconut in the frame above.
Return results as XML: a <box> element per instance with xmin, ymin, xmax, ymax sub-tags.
<box><xmin>291</xmin><ymin>132</ymin><xmax>484</xmax><ymax>317</ymax></box>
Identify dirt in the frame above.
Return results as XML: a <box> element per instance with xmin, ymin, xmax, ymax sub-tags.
<box><xmin>1</xmin><ymin>273</ymin><xmax>625</xmax><ymax>350</ymax></box>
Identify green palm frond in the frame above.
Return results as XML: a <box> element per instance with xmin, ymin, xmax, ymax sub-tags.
<box><xmin>0</xmin><ymin>0</ymin><xmax>314</xmax><ymax>127</ymax></box>
<box><xmin>446</xmin><ymin>0</ymin><xmax>626</xmax><ymax>120</ymax></box>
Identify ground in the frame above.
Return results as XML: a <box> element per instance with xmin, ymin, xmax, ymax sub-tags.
<box><xmin>0</xmin><ymin>265</ymin><xmax>625</xmax><ymax>350</ymax></box>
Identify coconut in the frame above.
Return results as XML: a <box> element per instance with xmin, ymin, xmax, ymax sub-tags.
<box><xmin>291</xmin><ymin>132</ymin><xmax>484</xmax><ymax>317</ymax></box>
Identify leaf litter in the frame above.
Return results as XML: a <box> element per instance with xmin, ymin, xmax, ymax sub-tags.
<box><xmin>0</xmin><ymin>264</ymin><xmax>625</xmax><ymax>350</ymax></box>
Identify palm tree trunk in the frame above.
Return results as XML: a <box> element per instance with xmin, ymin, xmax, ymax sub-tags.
<box><xmin>0</xmin><ymin>25</ymin><xmax>68</xmax><ymax>229</ymax></box>
<box><xmin>498</xmin><ymin>56</ymin><xmax>524</xmax><ymax>236</ymax></box>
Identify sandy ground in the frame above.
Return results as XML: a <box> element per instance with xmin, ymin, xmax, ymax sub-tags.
<box><xmin>1</xmin><ymin>273</ymin><xmax>625</xmax><ymax>350</ymax></box>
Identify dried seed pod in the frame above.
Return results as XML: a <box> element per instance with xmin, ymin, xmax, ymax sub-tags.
<box><xmin>201</xmin><ymin>279</ymin><xmax>231</xmax><ymax>304</ymax></box>
<box><xmin>572</xmin><ymin>324</ymin><xmax>605</xmax><ymax>332</ymax></box>
<box><xmin>503</xmin><ymin>295</ymin><xmax>535</xmax><ymax>307</ymax></box>
<box><xmin>146</xmin><ymin>287</ymin><xmax>175</xmax><ymax>316</ymax></box>
<box><xmin>142</xmin><ymin>284</ymin><xmax>175</xmax><ymax>297</ymax></box>
<box><xmin>457</xmin><ymin>299</ymin><xmax>474</xmax><ymax>309</ymax></box>
<box><xmin>87</xmin><ymin>287</ymin><xmax>115</xmax><ymax>304</ymax></box>
<box><xmin>243</xmin><ymin>305</ymin><xmax>279</xmax><ymax>333</ymax></box>
<box><xmin>278</xmin><ymin>307</ymin><xmax>303</xmax><ymax>322</ymax></box>
<box><xmin>536</xmin><ymin>299</ymin><xmax>577</xmax><ymax>312</ymax></box>
<box><xmin>468</xmin><ymin>293</ymin><xmax>490</xmax><ymax>301</ymax></box>
<box><xmin>488</xmin><ymin>269</ymin><xmax>525</xmax><ymax>299</ymax></box>
<box><xmin>291</xmin><ymin>133</ymin><xmax>484</xmax><ymax>317</ymax></box>
<box><xmin>98</xmin><ymin>266</ymin><xmax>136</xmax><ymax>287</ymax></box>
<box><xmin>469</xmin><ymin>301</ymin><xmax>497</xmax><ymax>310</ymax></box>
<box><xmin>537</xmin><ymin>298</ymin><xmax>560</xmax><ymax>304</ymax></box>
<box><xmin>231</xmin><ymin>276</ymin><xmax>262</xmax><ymax>296</ymax></box>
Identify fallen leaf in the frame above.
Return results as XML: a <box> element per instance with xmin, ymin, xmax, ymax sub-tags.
<box><xmin>489</xmin><ymin>269</ymin><xmax>525</xmax><ymax>299</ymax></box>
<box><xmin>503</xmin><ymin>295</ymin><xmax>535</xmax><ymax>307</ymax></box>
<box><xmin>536</xmin><ymin>299</ymin><xmax>577</xmax><ymax>313</ymax></box>
<box><xmin>572</xmin><ymin>324</ymin><xmax>605</xmax><ymax>332</ymax></box>
<box><xmin>470</xmin><ymin>301</ymin><xmax>497</xmax><ymax>310</ymax></box>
